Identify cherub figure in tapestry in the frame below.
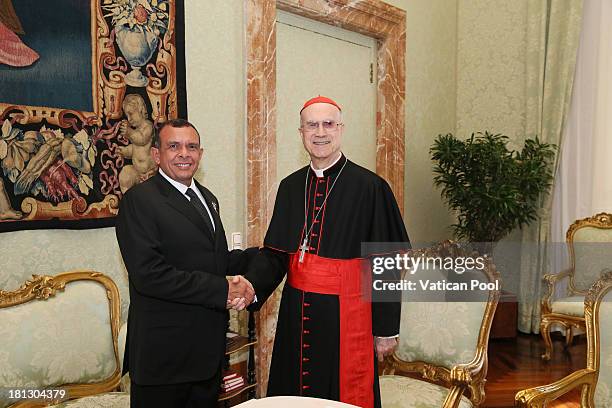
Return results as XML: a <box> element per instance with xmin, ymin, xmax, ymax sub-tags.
<box><xmin>117</xmin><ymin>93</ymin><xmax>156</xmax><ymax>193</ymax></box>
<box><xmin>0</xmin><ymin>120</ymin><xmax>96</xmax><ymax>219</ymax></box>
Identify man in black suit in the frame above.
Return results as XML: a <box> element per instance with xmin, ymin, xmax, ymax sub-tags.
<box><xmin>115</xmin><ymin>119</ymin><xmax>255</xmax><ymax>408</ymax></box>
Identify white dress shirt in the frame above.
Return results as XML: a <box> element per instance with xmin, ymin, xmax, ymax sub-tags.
<box><xmin>158</xmin><ymin>169</ymin><xmax>215</xmax><ymax>231</ymax></box>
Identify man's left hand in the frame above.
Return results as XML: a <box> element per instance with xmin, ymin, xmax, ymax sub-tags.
<box><xmin>375</xmin><ymin>337</ymin><xmax>398</xmax><ymax>362</ymax></box>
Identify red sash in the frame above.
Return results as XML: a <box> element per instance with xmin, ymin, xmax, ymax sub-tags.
<box><xmin>288</xmin><ymin>252</ymin><xmax>374</xmax><ymax>408</ymax></box>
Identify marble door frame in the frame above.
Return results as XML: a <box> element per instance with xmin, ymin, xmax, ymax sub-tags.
<box><xmin>246</xmin><ymin>0</ymin><xmax>406</xmax><ymax>396</ymax></box>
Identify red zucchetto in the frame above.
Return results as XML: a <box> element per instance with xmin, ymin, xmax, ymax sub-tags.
<box><xmin>300</xmin><ymin>96</ymin><xmax>342</xmax><ymax>113</ymax></box>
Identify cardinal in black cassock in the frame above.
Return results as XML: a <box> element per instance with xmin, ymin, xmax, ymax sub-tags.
<box><xmin>245</xmin><ymin>96</ymin><xmax>410</xmax><ymax>408</ymax></box>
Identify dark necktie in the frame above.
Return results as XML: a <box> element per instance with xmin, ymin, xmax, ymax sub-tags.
<box><xmin>186</xmin><ymin>188</ymin><xmax>215</xmax><ymax>235</ymax></box>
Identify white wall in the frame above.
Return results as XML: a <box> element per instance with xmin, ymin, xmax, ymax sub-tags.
<box><xmin>185</xmin><ymin>0</ymin><xmax>246</xmax><ymax>240</ymax></box>
<box><xmin>386</xmin><ymin>0</ymin><xmax>458</xmax><ymax>243</ymax></box>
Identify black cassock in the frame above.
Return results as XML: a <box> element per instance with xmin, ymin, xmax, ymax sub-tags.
<box><xmin>247</xmin><ymin>155</ymin><xmax>410</xmax><ymax>407</ymax></box>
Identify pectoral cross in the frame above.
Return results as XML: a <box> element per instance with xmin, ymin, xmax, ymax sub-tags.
<box><xmin>299</xmin><ymin>237</ymin><xmax>309</xmax><ymax>263</ymax></box>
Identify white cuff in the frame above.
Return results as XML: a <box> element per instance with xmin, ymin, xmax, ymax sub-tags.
<box><xmin>376</xmin><ymin>334</ymin><xmax>399</xmax><ymax>339</ymax></box>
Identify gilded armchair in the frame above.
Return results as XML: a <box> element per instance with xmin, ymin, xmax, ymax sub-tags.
<box><xmin>540</xmin><ymin>212</ymin><xmax>612</xmax><ymax>360</ymax></box>
<box><xmin>0</xmin><ymin>271</ymin><xmax>128</xmax><ymax>408</ymax></box>
<box><xmin>516</xmin><ymin>270</ymin><xmax>612</xmax><ymax>407</ymax></box>
<box><xmin>380</xmin><ymin>241</ymin><xmax>500</xmax><ymax>408</ymax></box>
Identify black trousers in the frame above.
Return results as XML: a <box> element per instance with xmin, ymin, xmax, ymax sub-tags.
<box><xmin>130</xmin><ymin>369</ymin><xmax>222</xmax><ymax>408</ymax></box>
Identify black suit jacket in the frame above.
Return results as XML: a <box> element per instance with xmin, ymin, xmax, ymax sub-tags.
<box><xmin>115</xmin><ymin>173</ymin><xmax>252</xmax><ymax>385</ymax></box>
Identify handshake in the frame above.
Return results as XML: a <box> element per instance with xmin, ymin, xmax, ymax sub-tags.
<box><xmin>226</xmin><ymin>275</ymin><xmax>255</xmax><ymax>311</ymax></box>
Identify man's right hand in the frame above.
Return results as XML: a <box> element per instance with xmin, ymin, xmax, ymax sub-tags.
<box><xmin>227</xmin><ymin>276</ymin><xmax>255</xmax><ymax>311</ymax></box>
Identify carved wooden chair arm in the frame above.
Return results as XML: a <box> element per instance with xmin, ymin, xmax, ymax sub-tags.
<box><xmin>514</xmin><ymin>368</ymin><xmax>596</xmax><ymax>407</ymax></box>
<box><xmin>541</xmin><ymin>268</ymin><xmax>573</xmax><ymax>312</ymax></box>
<box><xmin>447</xmin><ymin>344</ymin><xmax>487</xmax><ymax>385</ymax></box>
<box><xmin>448</xmin><ymin>360</ymin><xmax>483</xmax><ymax>387</ymax></box>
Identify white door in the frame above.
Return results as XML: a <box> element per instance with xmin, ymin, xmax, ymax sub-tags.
<box><xmin>276</xmin><ymin>10</ymin><xmax>378</xmax><ymax>181</ymax></box>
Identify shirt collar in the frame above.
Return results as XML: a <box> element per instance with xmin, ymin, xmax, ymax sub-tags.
<box><xmin>310</xmin><ymin>152</ymin><xmax>344</xmax><ymax>178</ymax></box>
<box><xmin>158</xmin><ymin>168</ymin><xmax>197</xmax><ymax>195</ymax></box>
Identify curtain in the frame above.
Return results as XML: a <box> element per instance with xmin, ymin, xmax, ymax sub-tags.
<box><xmin>590</xmin><ymin>0</ymin><xmax>612</xmax><ymax>213</ymax></box>
<box><xmin>518</xmin><ymin>0</ymin><xmax>583</xmax><ymax>334</ymax></box>
<box><xmin>550</xmin><ymin>0</ymin><xmax>612</xmax><ymax>285</ymax></box>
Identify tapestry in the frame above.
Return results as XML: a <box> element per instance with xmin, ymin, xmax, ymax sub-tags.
<box><xmin>0</xmin><ymin>0</ymin><xmax>186</xmax><ymax>231</ymax></box>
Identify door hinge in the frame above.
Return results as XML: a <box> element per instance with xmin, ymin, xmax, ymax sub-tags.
<box><xmin>370</xmin><ymin>63</ymin><xmax>374</xmax><ymax>84</ymax></box>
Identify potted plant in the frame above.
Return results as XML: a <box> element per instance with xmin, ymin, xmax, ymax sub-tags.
<box><xmin>430</xmin><ymin>131</ymin><xmax>555</xmax><ymax>254</ymax></box>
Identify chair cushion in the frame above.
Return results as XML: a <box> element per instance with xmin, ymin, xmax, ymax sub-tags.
<box><xmin>380</xmin><ymin>375</ymin><xmax>472</xmax><ymax>408</ymax></box>
<box><xmin>551</xmin><ymin>296</ymin><xmax>585</xmax><ymax>317</ymax></box>
<box><xmin>48</xmin><ymin>392</ymin><xmax>129</xmax><ymax>407</ymax></box>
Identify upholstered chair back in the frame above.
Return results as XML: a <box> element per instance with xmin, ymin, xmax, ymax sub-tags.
<box><xmin>568</xmin><ymin>213</ymin><xmax>612</xmax><ymax>293</ymax></box>
<box><xmin>397</xmin><ymin>300</ymin><xmax>488</xmax><ymax>370</ymax></box>
<box><xmin>383</xmin><ymin>241</ymin><xmax>499</xmax><ymax>407</ymax></box>
<box><xmin>592</xmin><ymin>274</ymin><xmax>612</xmax><ymax>406</ymax></box>
<box><xmin>0</xmin><ymin>272</ymin><xmax>121</xmax><ymax>408</ymax></box>
<box><xmin>395</xmin><ymin>243</ymin><xmax>496</xmax><ymax>371</ymax></box>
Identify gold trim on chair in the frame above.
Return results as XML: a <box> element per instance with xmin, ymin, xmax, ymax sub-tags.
<box><xmin>540</xmin><ymin>212</ymin><xmax>612</xmax><ymax>360</ymax></box>
<box><xmin>0</xmin><ymin>271</ymin><xmax>122</xmax><ymax>408</ymax></box>
<box><xmin>516</xmin><ymin>269</ymin><xmax>612</xmax><ymax>407</ymax></box>
<box><xmin>381</xmin><ymin>240</ymin><xmax>501</xmax><ymax>407</ymax></box>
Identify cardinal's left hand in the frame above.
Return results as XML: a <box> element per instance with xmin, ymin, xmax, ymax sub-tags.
<box><xmin>375</xmin><ymin>337</ymin><xmax>398</xmax><ymax>362</ymax></box>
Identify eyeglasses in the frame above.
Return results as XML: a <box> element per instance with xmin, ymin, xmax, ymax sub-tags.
<box><xmin>301</xmin><ymin>120</ymin><xmax>342</xmax><ymax>132</ymax></box>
